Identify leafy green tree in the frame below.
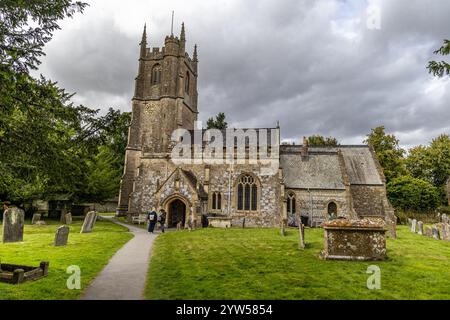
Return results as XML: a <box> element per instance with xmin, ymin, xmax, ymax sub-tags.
<box><xmin>206</xmin><ymin>112</ymin><xmax>228</xmax><ymax>130</ymax></box>
<box><xmin>307</xmin><ymin>135</ymin><xmax>339</xmax><ymax>146</ymax></box>
<box><xmin>405</xmin><ymin>145</ymin><xmax>432</xmax><ymax>182</ymax></box>
<box><xmin>387</xmin><ymin>176</ymin><xmax>440</xmax><ymax>211</ymax></box>
<box><xmin>364</xmin><ymin>126</ymin><xmax>406</xmax><ymax>183</ymax></box>
<box><xmin>428</xmin><ymin>39</ymin><xmax>450</xmax><ymax>77</ymax></box>
<box><xmin>0</xmin><ymin>1</ymin><xmax>128</xmax><ymax>204</ymax></box>
<box><xmin>427</xmin><ymin>134</ymin><xmax>450</xmax><ymax>187</ymax></box>
<box><xmin>80</xmin><ymin>146</ymin><xmax>122</xmax><ymax>203</ymax></box>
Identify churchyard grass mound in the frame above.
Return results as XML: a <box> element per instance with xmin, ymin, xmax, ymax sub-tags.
<box><xmin>146</xmin><ymin>226</ymin><xmax>450</xmax><ymax>300</ymax></box>
<box><xmin>0</xmin><ymin>219</ymin><xmax>132</xmax><ymax>299</ymax></box>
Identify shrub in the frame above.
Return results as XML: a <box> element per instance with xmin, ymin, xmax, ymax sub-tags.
<box><xmin>387</xmin><ymin>176</ymin><xmax>440</xmax><ymax>211</ymax></box>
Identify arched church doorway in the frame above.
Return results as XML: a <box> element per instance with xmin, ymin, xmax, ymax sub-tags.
<box><xmin>168</xmin><ymin>199</ymin><xmax>186</xmax><ymax>228</ymax></box>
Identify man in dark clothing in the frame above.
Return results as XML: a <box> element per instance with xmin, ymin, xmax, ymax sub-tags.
<box><xmin>159</xmin><ymin>209</ymin><xmax>166</xmax><ymax>233</ymax></box>
<box><xmin>147</xmin><ymin>209</ymin><xmax>158</xmax><ymax>233</ymax></box>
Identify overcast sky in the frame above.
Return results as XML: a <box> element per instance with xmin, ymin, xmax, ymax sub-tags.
<box><xmin>34</xmin><ymin>0</ymin><xmax>449</xmax><ymax>148</ymax></box>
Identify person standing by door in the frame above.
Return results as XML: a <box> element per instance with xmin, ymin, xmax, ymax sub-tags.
<box><xmin>147</xmin><ymin>208</ymin><xmax>158</xmax><ymax>233</ymax></box>
<box><xmin>159</xmin><ymin>209</ymin><xmax>166</xmax><ymax>233</ymax></box>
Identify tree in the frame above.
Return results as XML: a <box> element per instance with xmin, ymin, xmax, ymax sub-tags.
<box><xmin>307</xmin><ymin>135</ymin><xmax>339</xmax><ymax>146</ymax></box>
<box><xmin>364</xmin><ymin>126</ymin><xmax>406</xmax><ymax>183</ymax></box>
<box><xmin>428</xmin><ymin>39</ymin><xmax>450</xmax><ymax>77</ymax></box>
<box><xmin>427</xmin><ymin>134</ymin><xmax>450</xmax><ymax>187</ymax></box>
<box><xmin>0</xmin><ymin>1</ymin><xmax>130</xmax><ymax>204</ymax></box>
<box><xmin>387</xmin><ymin>176</ymin><xmax>440</xmax><ymax>211</ymax></box>
<box><xmin>405</xmin><ymin>134</ymin><xmax>450</xmax><ymax>205</ymax></box>
<box><xmin>206</xmin><ymin>112</ymin><xmax>228</xmax><ymax>130</ymax></box>
<box><xmin>405</xmin><ymin>145</ymin><xmax>432</xmax><ymax>182</ymax></box>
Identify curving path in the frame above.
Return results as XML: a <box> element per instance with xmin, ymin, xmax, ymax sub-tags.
<box><xmin>81</xmin><ymin>217</ymin><xmax>157</xmax><ymax>300</ymax></box>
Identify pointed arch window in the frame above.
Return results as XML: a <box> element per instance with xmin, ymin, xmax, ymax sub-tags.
<box><xmin>152</xmin><ymin>64</ymin><xmax>162</xmax><ymax>85</ymax></box>
<box><xmin>287</xmin><ymin>193</ymin><xmax>296</xmax><ymax>215</ymax></box>
<box><xmin>237</xmin><ymin>174</ymin><xmax>258</xmax><ymax>212</ymax></box>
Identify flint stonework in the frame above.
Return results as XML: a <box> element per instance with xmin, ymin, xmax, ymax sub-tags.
<box><xmin>2</xmin><ymin>207</ymin><xmax>25</xmax><ymax>243</ymax></box>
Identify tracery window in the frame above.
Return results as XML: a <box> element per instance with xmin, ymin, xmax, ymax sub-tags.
<box><xmin>237</xmin><ymin>174</ymin><xmax>258</xmax><ymax>212</ymax></box>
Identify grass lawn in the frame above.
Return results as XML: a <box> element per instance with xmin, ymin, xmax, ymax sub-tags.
<box><xmin>146</xmin><ymin>225</ymin><xmax>450</xmax><ymax>300</ymax></box>
<box><xmin>0</xmin><ymin>218</ymin><xmax>132</xmax><ymax>300</ymax></box>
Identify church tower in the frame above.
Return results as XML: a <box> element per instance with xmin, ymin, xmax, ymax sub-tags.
<box><xmin>117</xmin><ymin>23</ymin><xmax>199</xmax><ymax>216</ymax></box>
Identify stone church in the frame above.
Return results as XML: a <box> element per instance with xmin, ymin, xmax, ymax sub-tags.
<box><xmin>117</xmin><ymin>24</ymin><xmax>396</xmax><ymax>232</ymax></box>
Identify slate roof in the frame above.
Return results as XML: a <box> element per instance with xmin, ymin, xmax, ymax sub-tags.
<box><xmin>280</xmin><ymin>151</ymin><xmax>346</xmax><ymax>190</ymax></box>
<box><xmin>280</xmin><ymin>145</ymin><xmax>383</xmax><ymax>189</ymax></box>
<box><xmin>339</xmin><ymin>147</ymin><xmax>383</xmax><ymax>185</ymax></box>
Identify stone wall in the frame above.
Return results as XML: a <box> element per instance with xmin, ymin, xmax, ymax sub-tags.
<box><xmin>321</xmin><ymin>218</ymin><xmax>387</xmax><ymax>261</ymax></box>
<box><xmin>350</xmin><ymin>185</ymin><xmax>385</xmax><ymax>216</ymax></box>
<box><xmin>286</xmin><ymin>189</ymin><xmax>349</xmax><ymax>226</ymax></box>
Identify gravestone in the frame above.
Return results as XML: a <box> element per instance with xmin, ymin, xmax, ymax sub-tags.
<box><xmin>60</xmin><ymin>208</ymin><xmax>68</xmax><ymax>224</ymax></box>
<box><xmin>417</xmin><ymin>221</ymin><xmax>424</xmax><ymax>235</ymax></box>
<box><xmin>407</xmin><ymin>218</ymin><xmax>412</xmax><ymax>227</ymax></box>
<box><xmin>432</xmin><ymin>226</ymin><xmax>440</xmax><ymax>240</ymax></box>
<box><xmin>35</xmin><ymin>221</ymin><xmax>46</xmax><ymax>226</ymax></box>
<box><xmin>65</xmin><ymin>213</ymin><xmax>72</xmax><ymax>225</ymax></box>
<box><xmin>80</xmin><ymin>211</ymin><xmax>97</xmax><ymax>233</ymax></box>
<box><xmin>2</xmin><ymin>207</ymin><xmax>25</xmax><ymax>243</ymax></box>
<box><xmin>54</xmin><ymin>225</ymin><xmax>69</xmax><ymax>246</ymax></box>
<box><xmin>31</xmin><ymin>213</ymin><xmax>41</xmax><ymax>225</ymax></box>
<box><xmin>438</xmin><ymin>223</ymin><xmax>450</xmax><ymax>241</ymax></box>
<box><xmin>437</xmin><ymin>223</ymin><xmax>446</xmax><ymax>241</ymax></box>
<box><xmin>425</xmin><ymin>226</ymin><xmax>433</xmax><ymax>237</ymax></box>
<box><xmin>411</xmin><ymin>219</ymin><xmax>417</xmax><ymax>233</ymax></box>
<box><xmin>442</xmin><ymin>214</ymin><xmax>448</xmax><ymax>224</ymax></box>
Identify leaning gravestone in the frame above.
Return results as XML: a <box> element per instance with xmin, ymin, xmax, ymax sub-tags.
<box><xmin>54</xmin><ymin>225</ymin><xmax>69</xmax><ymax>246</ymax></box>
<box><xmin>432</xmin><ymin>226</ymin><xmax>440</xmax><ymax>240</ymax></box>
<box><xmin>65</xmin><ymin>213</ymin><xmax>72</xmax><ymax>225</ymax></box>
<box><xmin>411</xmin><ymin>219</ymin><xmax>417</xmax><ymax>233</ymax></box>
<box><xmin>2</xmin><ymin>207</ymin><xmax>25</xmax><ymax>243</ymax></box>
<box><xmin>31</xmin><ymin>213</ymin><xmax>41</xmax><ymax>225</ymax></box>
<box><xmin>80</xmin><ymin>211</ymin><xmax>97</xmax><ymax>233</ymax></box>
<box><xmin>417</xmin><ymin>221</ymin><xmax>424</xmax><ymax>235</ymax></box>
<box><xmin>425</xmin><ymin>226</ymin><xmax>433</xmax><ymax>237</ymax></box>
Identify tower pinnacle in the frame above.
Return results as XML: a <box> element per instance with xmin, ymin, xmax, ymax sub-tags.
<box><xmin>180</xmin><ymin>22</ymin><xmax>185</xmax><ymax>41</ymax></box>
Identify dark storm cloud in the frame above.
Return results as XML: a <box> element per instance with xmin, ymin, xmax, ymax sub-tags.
<box><xmin>35</xmin><ymin>0</ymin><xmax>449</xmax><ymax>146</ymax></box>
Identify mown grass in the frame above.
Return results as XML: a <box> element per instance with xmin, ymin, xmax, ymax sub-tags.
<box><xmin>0</xmin><ymin>219</ymin><xmax>132</xmax><ymax>300</ymax></box>
<box><xmin>146</xmin><ymin>226</ymin><xmax>450</xmax><ymax>300</ymax></box>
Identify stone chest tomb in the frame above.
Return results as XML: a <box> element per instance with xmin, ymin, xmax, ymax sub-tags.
<box><xmin>0</xmin><ymin>261</ymin><xmax>49</xmax><ymax>284</ymax></box>
<box><xmin>320</xmin><ymin>218</ymin><xmax>386</xmax><ymax>261</ymax></box>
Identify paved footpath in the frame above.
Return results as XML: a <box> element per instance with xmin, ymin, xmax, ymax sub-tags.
<box><xmin>81</xmin><ymin>217</ymin><xmax>157</xmax><ymax>300</ymax></box>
